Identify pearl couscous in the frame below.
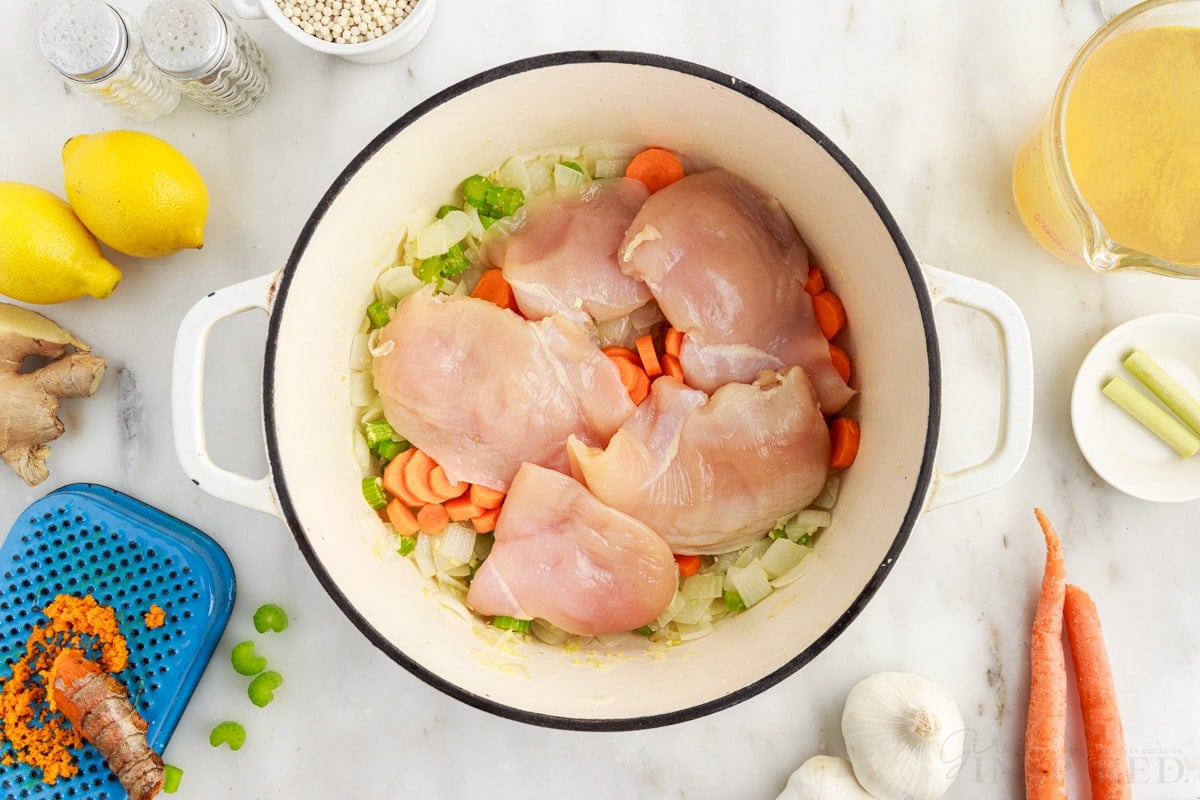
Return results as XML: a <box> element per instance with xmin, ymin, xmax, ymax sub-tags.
<box><xmin>273</xmin><ymin>0</ymin><xmax>419</xmax><ymax>45</ymax></box>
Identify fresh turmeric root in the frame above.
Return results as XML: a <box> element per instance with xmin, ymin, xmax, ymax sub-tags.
<box><xmin>50</xmin><ymin>649</ymin><xmax>164</xmax><ymax>800</ymax></box>
<box><xmin>0</xmin><ymin>302</ymin><xmax>106</xmax><ymax>485</ymax></box>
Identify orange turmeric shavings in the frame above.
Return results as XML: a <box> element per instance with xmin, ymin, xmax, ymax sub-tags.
<box><xmin>0</xmin><ymin>594</ymin><xmax>129</xmax><ymax>784</ymax></box>
<box><xmin>143</xmin><ymin>605</ymin><xmax>165</xmax><ymax>630</ymax></box>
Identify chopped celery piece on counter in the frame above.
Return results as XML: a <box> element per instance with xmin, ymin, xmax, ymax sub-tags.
<box><xmin>248</xmin><ymin>670</ymin><xmax>284</xmax><ymax>707</ymax></box>
<box><xmin>375</xmin><ymin>439</ymin><xmax>408</xmax><ymax>461</ymax></box>
<box><xmin>397</xmin><ymin>535</ymin><xmax>417</xmax><ymax>556</ymax></box>
<box><xmin>1102</xmin><ymin>376</ymin><xmax>1200</xmax><ymax>457</ymax></box>
<box><xmin>361</xmin><ymin>476</ymin><xmax>389</xmax><ymax>510</ymax></box>
<box><xmin>1124</xmin><ymin>348</ymin><xmax>1200</xmax><ymax>435</ymax></box>
<box><xmin>209</xmin><ymin>720</ymin><xmax>246</xmax><ymax>750</ymax></box>
<box><xmin>253</xmin><ymin>603</ymin><xmax>289</xmax><ymax>633</ymax></box>
<box><xmin>490</xmin><ymin>615</ymin><xmax>532</xmax><ymax>633</ymax></box>
<box><xmin>723</xmin><ymin>588</ymin><xmax>747</xmax><ymax>613</ymax></box>
<box><xmin>163</xmin><ymin>764</ymin><xmax>183</xmax><ymax>793</ymax></box>
<box><xmin>230</xmin><ymin>640</ymin><xmax>266</xmax><ymax>676</ymax></box>
<box><xmin>366</xmin><ymin>300</ymin><xmax>392</xmax><ymax>329</ymax></box>
<box><xmin>363</xmin><ymin>419</ymin><xmax>398</xmax><ymax>448</ymax></box>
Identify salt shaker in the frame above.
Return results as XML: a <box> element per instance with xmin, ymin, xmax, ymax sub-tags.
<box><xmin>141</xmin><ymin>0</ymin><xmax>271</xmax><ymax>117</ymax></box>
<box><xmin>39</xmin><ymin>0</ymin><xmax>181</xmax><ymax>122</ymax></box>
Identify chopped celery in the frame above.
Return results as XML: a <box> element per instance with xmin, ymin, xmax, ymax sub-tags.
<box><xmin>248</xmin><ymin>670</ymin><xmax>283</xmax><ymax>707</ymax></box>
<box><xmin>366</xmin><ymin>300</ymin><xmax>392</xmax><ymax>329</ymax></box>
<box><xmin>1103</xmin><ymin>376</ymin><xmax>1200</xmax><ymax>457</ymax></box>
<box><xmin>436</xmin><ymin>204</ymin><xmax>459</xmax><ymax>219</ymax></box>
<box><xmin>163</xmin><ymin>764</ymin><xmax>183</xmax><ymax>793</ymax></box>
<box><xmin>634</xmin><ymin>625</ymin><xmax>656</xmax><ymax>637</ymax></box>
<box><xmin>363</xmin><ymin>419</ymin><xmax>398</xmax><ymax>448</ymax></box>
<box><xmin>723</xmin><ymin>588</ymin><xmax>747</xmax><ymax>612</ymax></box>
<box><xmin>252</xmin><ymin>603</ymin><xmax>288</xmax><ymax>634</ymax></box>
<box><xmin>361</xmin><ymin>476</ymin><xmax>388</xmax><ymax>510</ymax></box>
<box><xmin>1124</xmin><ymin>348</ymin><xmax>1200</xmax><ymax>435</ymax></box>
<box><xmin>485</xmin><ymin>185</ymin><xmax>525</xmax><ymax>216</ymax></box>
<box><xmin>397</xmin><ymin>535</ymin><xmax>417</xmax><ymax>556</ymax></box>
<box><xmin>462</xmin><ymin>175</ymin><xmax>492</xmax><ymax>209</ymax></box>
<box><xmin>375</xmin><ymin>439</ymin><xmax>408</xmax><ymax>462</ymax></box>
<box><xmin>491</xmin><ymin>615</ymin><xmax>532</xmax><ymax>633</ymax></box>
<box><xmin>441</xmin><ymin>243</ymin><xmax>471</xmax><ymax>276</ymax></box>
<box><xmin>230</xmin><ymin>640</ymin><xmax>266</xmax><ymax>676</ymax></box>
<box><xmin>209</xmin><ymin>721</ymin><xmax>246</xmax><ymax>750</ymax></box>
<box><xmin>479</xmin><ymin>214</ymin><xmax>497</xmax><ymax>230</ymax></box>
<box><xmin>417</xmin><ymin>255</ymin><xmax>443</xmax><ymax>284</ymax></box>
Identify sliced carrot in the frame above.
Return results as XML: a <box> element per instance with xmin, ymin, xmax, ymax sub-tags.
<box><xmin>674</xmin><ymin>553</ymin><xmax>702</xmax><ymax>578</ymax></box>
<box><xmin>416</xmin><ymin>502</ymin><xmax>450</xmax><ymax>535</ymax></box>
<box><xmin>635</xmin><ymin>334</ymin><xmax>662</xmax><ymax>378</ymax></box>
<box><xmin>1026</xmin><ymin>508</ymin><xmax>1068</xmax><ymax>800</ymax></box>
<box><xmin>661</xmin><ymin>353</ymin><xmax>685</xmax><ymax>382</ymax></box>
<box><xmin>601</xmin><ymin>345</ymin><xmax>640</xmax><ymax>364</ymax></box>
<box><xmin>403</xmin><ymin>449</ymin><xmax>443</xmax><ymax>505</ymax></box>
<box><xmin>385</xmin><ymin>497</ymin><xmax>420</xmax><ymax>536</ymax></box>
<box><xmin>664</xmin><ymin>326</ymin><xmax>684</xmax><ymax>358</ymax></box>
<box><xmin>382</xmin><ymin>450</ymin><xmax>424</xmax><ymax>508</ymax></box>
<box><xmin>469</xmin><ymin>483</ymin><xmax>506</xmax><ymax>510</ymax></box>
<box><xmin>471</xmin><ymin>506</ymin><xmax>502</xmax><ymax>534</ymax></box>
<box><xmin>445</xmin><ymin>493</ymin><xmax>486</xmax><ymax>522</ymax></box>
<box><xmin>812</xmin><ymin>290</ymin><xmax>847</xmax><ymax>339</ymax></box>
<box><xmin>804</xmin><ymin>264</ymin><xmax>826</xmax><ymax>296</ymax></box>
<box><xmin>829</xmin><ymin>417</ymin><xmax>860</xmax><ymax>469</ymax></box>
<box><xmin>1064</xmin><ymin>584</ymin><xmax>1130</xmax><ymax>800</ymax></box>
<box><xmin>624</xmin><ymin>147</ymin><xmax>685</xmax><ymax>193</ymax></box>
<box><xmin>471</xmin><ymin>269</ymin><xmax>520</xmax><ymax>313</ymax></box>
<box><xmin>609</xmin><ymin>354</ymin><xmax>651</xmax><ymax>404</ymax></box>
<box><xmin>428</xmin><ymin>465</ymin><xmax>468</xmax><ymax>501</ymax></box>
<box><xmin>828</xmin><ymin>342</ymin><xmax>852</xmax><ymax>384</ymax></box>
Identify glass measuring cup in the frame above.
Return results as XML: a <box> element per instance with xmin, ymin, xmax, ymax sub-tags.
<box><xmin>1012</xmin><ymin>0</ymin><xmax>1200</xmax><ymax>277</ymax></box>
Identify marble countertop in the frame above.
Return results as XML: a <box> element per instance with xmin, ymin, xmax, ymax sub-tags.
<box><xmin>3</xmin><ymin>1</ymin><xmax>1199</xmax><ymax>797</ymax></box>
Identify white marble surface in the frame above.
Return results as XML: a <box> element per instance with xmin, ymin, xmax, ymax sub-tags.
<box><xmin>3</xmin><ymin>1</ymin><xmax>1200</xmax><ymax>797</ymax></box>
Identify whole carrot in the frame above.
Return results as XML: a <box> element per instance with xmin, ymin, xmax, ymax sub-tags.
<box><xmin>1065</xmin><ymin>584</ymin><xmax>1131</xmax><ymax>800</ymax></box>
<box><xmin>1026</xmin><ymin>508</ymin><xmax>1068</xmax><ymax>800</ymax></box>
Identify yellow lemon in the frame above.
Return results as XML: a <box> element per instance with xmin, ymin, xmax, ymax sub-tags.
<box><xmin>62</xmin><ymin>130</ymin><xmax>209</xmax><ymax>258</ymax></box>
<box><xmin>0</xmin><ymin>181</ymin><xmax>122</xmax><ymax>304</ymax></box>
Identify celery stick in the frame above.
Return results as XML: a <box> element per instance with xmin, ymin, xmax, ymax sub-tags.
<box><xmin>1102</xmin><ymin>376</ymin><xmax>1200</xmax><ymax>457</ymax></box>
<box><xmin>1124</xmin><ymin>349</ymin><xmax>1200</xmax><ymax>436</ymax></box>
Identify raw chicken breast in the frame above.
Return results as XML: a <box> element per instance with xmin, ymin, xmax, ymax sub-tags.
<box><xmin>568</xmin><ymin>367</ymin><xmax>831</xmax><ymax>555</ymax></box>
<box><xmin>481</xmin><ymin>177</ymin><xmax>653</xmax><ymax>322</ymax></box>
<box><xmin>372</xmin><ymin>288</ymin><xmax>635</xmax><ymax>491</ymax></box>
<box><xmin>466</xmin><ymin>462</ymin><xmax>677</xmax><ymax>636</ymax></box>
<box><xmin>619</xmin><ymin>168</ymin><xmax>854</xmax><ymax>414</ymax></box>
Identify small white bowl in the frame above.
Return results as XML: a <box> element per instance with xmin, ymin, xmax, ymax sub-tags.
<box><xmin>228</xmin><ymin>0</ymin><xmax>435</xmax><ymax>64</ymax></box>
<box><xmin>1071</xmin><ymin>312</ymin><xmax>1200</xmax><ymax>503</ymax></box>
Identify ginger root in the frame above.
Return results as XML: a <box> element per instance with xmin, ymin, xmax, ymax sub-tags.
<box><xmin>0</xmin><ymin>302</ymin><xmax>106</xmax><ymax>485</ymax></box>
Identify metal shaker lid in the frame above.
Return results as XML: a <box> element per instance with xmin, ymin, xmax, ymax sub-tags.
<box><xmin>142</xmin><ymin>0</ymin><xmax>227</xmax><ymax>79</ymax></box>
<box><xmin>39</xmin><ymin>0</ymin><xmax>128</xmax><ymax>82</ymax></box>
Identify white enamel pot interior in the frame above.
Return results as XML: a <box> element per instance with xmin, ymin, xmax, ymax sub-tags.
<box><xmin>172</xmin><ymin>52</ymin><xmax>1033</xmax><ymax>730</ymax></box>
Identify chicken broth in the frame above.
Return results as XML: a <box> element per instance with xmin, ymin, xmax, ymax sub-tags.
<box><xmin>349</xmin><ymin>145</ymin><xmax>856</xmax><ymax>646</ymax></box>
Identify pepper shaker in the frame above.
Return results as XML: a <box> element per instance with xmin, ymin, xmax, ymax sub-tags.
<box><xmin>141</xmin><ymin>0</ymin><xmax>271</xmax><ymax>117</ymax></box>
<box><xmin>39</xmin><ymin>0</ymin><xmax>181</xmax><ymax>122</ymax></box>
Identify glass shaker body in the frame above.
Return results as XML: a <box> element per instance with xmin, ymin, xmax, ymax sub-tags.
<box><xmin>39</xmin><ymin>0</ymin><xmax>180</xmax><ymax>122</ymax></box>
<box><xmin>142</xmin><ymin>0</ymin><xmax>271</xmax><ymax>117</ymax></box>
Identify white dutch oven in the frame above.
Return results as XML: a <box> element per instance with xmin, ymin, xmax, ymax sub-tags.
<box><xmin>172</xmin><ymin>53</ymin><xmax>1033</xmax><ymax>730</ymax></box>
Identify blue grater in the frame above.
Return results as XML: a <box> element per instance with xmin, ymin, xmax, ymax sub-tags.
<box><xmin>0</xmin><ymin>483</ymin><xmax>235</xmax><ymax>799</ymax></box>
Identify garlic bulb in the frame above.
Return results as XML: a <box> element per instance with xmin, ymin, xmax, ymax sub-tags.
<box><xmin>776</xmin><ymin>755</ymin><xmax>876</xmax><ymax>800</ymax></box>
<box><xmin>841</xmin><ymin>672</ymin><xmax>965</xmax><ymax>800</ymax></box>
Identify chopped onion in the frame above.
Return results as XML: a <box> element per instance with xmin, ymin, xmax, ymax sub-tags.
<box><xmin>495</xmin><ymin>156</ymin><xmax>532</xmax><ymax>194</ymax></box>
<box><xmin>464</xmin><ymin>204</ymin><xmax>486</xmax><ymax>239</ymax></box>
<box><xmin>629</xmin><ymin>301</ymin><xmax>664</xmax><ymax>333</ymax></box>
<box><xmin>760</xmin><ymin>538</ymin><xmax>810</xmax><ymax>579</ymax></box>
<box><xmin>377</xmin><ymin>265</ymin><xmax>423</xmax><ymax>304</ymax></box>
<box><xmin>734</xmin><ymin>538</ymin><xmax>772</xmax><ymax>569</ymax></box>
<box><xmin>434</xmin><ymin>523</ymin><xmax>476</xmax><ymax>570</ymax></box>
<box><xmin>655</xmin><ymin>590</ymin><xmax>685</xmax><ymax>628</ymax></box>
<box><xmin>351</xmin><ymin>429</ymin><xmax>370</xmax><ymax>473</ymax></box>
<box><xmin>681</xmin><ymin>572</ymin><xmax>724</xmax><ymax>600</ymax></box>
<box><xmin>359</xmin><ymin>396</ymin><xmax>383</xmax><ymax>424</ymax></box>
<box><xmin>674</xmin><ymin>620</ymin><xmax>715</xmax><ymax>642</ymax></box>
<box><xmin>415</xmin><ymin>211</ymin><xmax>471</xmax><ymax>258</ymax></box>
<box><xmin>595</xmin><ymin>315</ymin><xmax>634</xmax><ymax>348</ymax></box>
<box><xmin>593</xmin><ymin>158</ymin><xmax>629</xmax><ymax>179</ymax></box>
<box><xmin>770</xmin><ymin>548</ymin><xmax>818</xmax><ymax>588</ymax></box>
<box><xmin>348</xmin><ymin>370</ymin><xmax>374</xmax><ymax>408</ymax></box>
<box><xmin>728</xmin><ymin>560</ymin><xmax>772</xmax><ymax>608</ymax></box>
<box><xmin>349</xmin><ymin>332</ymin><xmax>371</xmax><ymax>371</ymax></box>
<box><xmin>413</xmin><ymin>533</ymin><xmax>436</xmax><ymax>578</ymax></box>
<box><xmin>553</xmin><ymin>162</ymin><xmax>588</xmax><ymax>190</ymax></box>
<box><xmin>531</xmin><ymin>618</ymin><xmax>570</xmax><ymax>646</ymax></box>
<box><xmin>525</xmin><ymin>159</ymin><xmax>552</xmax><ymax>196</ymax></box>
<box><xmin>811</xmin><ymin>474</ymin><xmax>841</xmax><ymax>509</ymax></box>
<box><xmin>673</xmin><ymin>597</ymin><xmax>714</xmax><ymax>626</ymax></box>
<box><xmin>789</xmin><ymin>508</ymin><xmax>832</xmax><ymax>531</ymax></box>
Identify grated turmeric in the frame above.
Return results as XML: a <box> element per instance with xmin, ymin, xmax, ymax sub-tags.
<box><xmin>0</xmin><ymin>593</ymin><xmax>129</xmax><ymax>783</ymax></box>
<box><xmin>143</xmin><ymin>604</ymin><xmax>166</xmax><ymax>630</ymax></box>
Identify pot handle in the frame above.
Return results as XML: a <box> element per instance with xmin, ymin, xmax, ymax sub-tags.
<box><xmin>227</xmin><ymin>0</ymin><xmax>267</xmax><ymax>20</ymax></box>
<box><xmin>172</xmin><ymin>271</ymin><xmax>280</xmax><ymax>517</ymax></box>
<box><xmin>920</xmin><ymin>263</ymin><xmax>1034</xmax><ymax>511</ymax></box>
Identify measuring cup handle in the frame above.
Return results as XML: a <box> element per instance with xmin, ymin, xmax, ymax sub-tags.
<box><xmin>172</xmin><ymin>272</ymin><xmax>280</xmax><ymax>517</ymax></box>
<box><xmin>921</xmin><ymin>263</ymin><xmax>1035</xmax><ymax>511</ymax></box>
